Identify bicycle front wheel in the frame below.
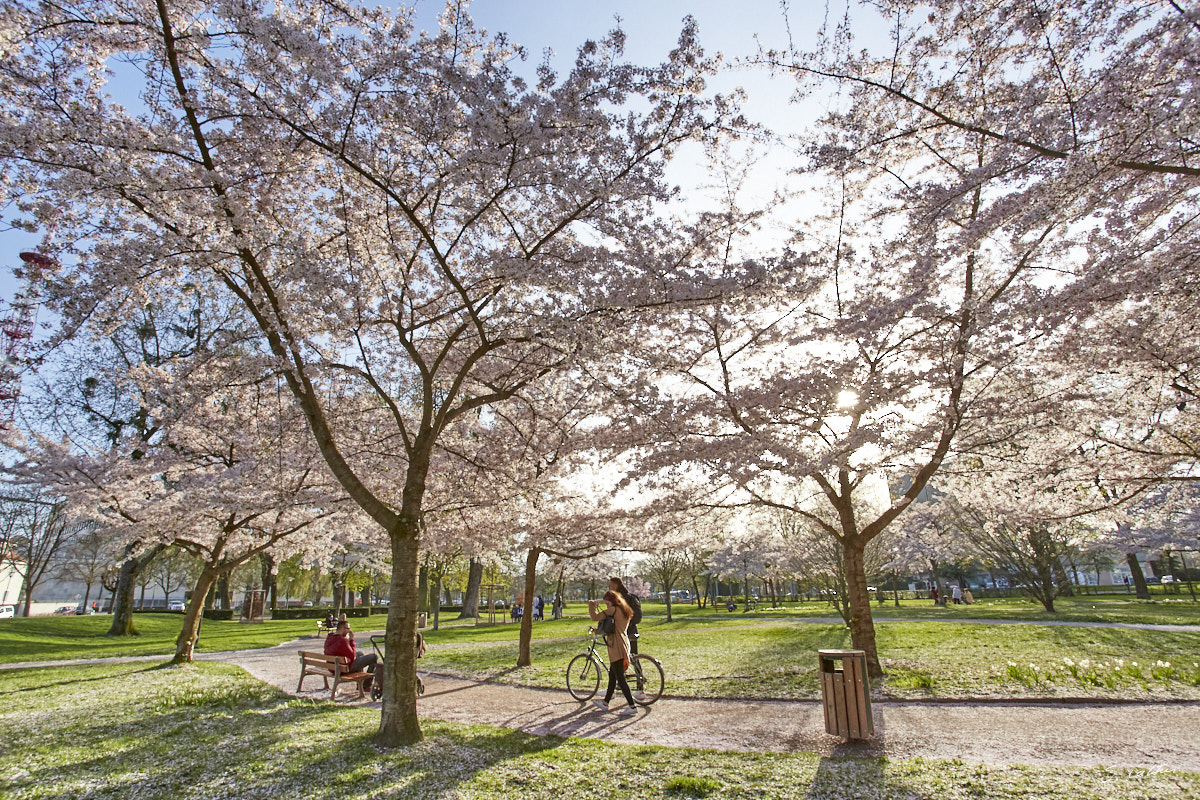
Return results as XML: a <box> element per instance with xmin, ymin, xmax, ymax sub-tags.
<box><xmin>566</xmin><ymin>654</ymin><xmax>601</xmax><ymax>701</ymax></box>
<box><xmin>630</xmin><ymin>654</ymin><xmax>664</xmax><ymax>705</ymax></box>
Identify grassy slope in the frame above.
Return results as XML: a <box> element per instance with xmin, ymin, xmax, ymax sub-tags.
<box><xmin>2</xmin><ymin>662</ymin><xmax>1195</xmax><ymax>800</ymax></box>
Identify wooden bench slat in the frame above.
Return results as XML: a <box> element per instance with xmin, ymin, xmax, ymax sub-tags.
<box><xmin>297</xmin><ymin>650</ymin><xmax>371</xmax><ymax>701</ymax></box>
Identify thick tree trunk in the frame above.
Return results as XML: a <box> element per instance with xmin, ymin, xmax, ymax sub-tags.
<box><xmin>1126</xmin><ymin>551</ymin><xmax>1151</xmax><ymax>600</ymax></box>
<box><xmin>376</xmin><ymin>528</ymin><xmax>423</xmax><ymax>747</ymax></box>
<box><xmin>217</xmin><ymin>574</ymin><xmax>230</xmax><ymax>610</ymax></box>
<box><xmin>517</xmin><ymin>548</ymin><xmax>539</xmax><ymax>667</ymax></box>
<box><xmin>108</xmin><ymin>543</ymin><xmax>166</xmax><ymax>637</ymax></box>
<box><xmin>458</xmin><ymin>557</ymin><xmax>482</xmax><ymax>619</ymax></box>
<box><xmin>843</xmin><ymin>538</ymin><xmax>882</xmax><ymax>678</ymax></box>
<box><xmin>173</xmin><ymin>569</ymin><xmax>219</xmax><ymax>664</ymax></box>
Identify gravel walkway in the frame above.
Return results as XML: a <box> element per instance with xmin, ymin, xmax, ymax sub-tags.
<box><xmin>199</xmin><ymin>636</ymin><xmax>1200</xmax><ymax>772</ymax></box>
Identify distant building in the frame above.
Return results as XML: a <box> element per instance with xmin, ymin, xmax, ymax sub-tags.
<box><xmin>0</xmin><ymin>548</ymin><xmax>24</xmax><ymax>605</ymax></box>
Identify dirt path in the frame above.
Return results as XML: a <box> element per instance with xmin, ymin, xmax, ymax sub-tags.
<box><xmin>210</xmin><ymin>638</ymin><xmax>1200</xmax><ymax>771</ymax></box>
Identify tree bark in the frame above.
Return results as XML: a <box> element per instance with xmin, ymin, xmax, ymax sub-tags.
<box><xmin>172</xmin><ymin>568</ymin><xmax>219</xmax><ymax>664</ymax></box>
<box><xmin>376</xmin><ymin>527</ymin><xmax>423</xmax><ymax>747</ymax></box>
<box><xmin>417</xmin><ymin>566</ymin><xmax>429</xmax><ymax>614</ymax></box>
<box><xmin>1126</xmin><ymin>551</ymin><xmax>1151</xmax><ymax>600</ymax></box>
<box><xmin>431</xmin><ymin>573</ymin><xmax>442</xmax><ymax>631</ymax></box>
<box><xmin>458</xmin><ymin>557</ymin><xmax>482</xmax><ymax>619</ymax></box>
<box><xmin>843</xmin><ymin>537</ymin><xmax>882</xmax><ymax>677</ymax></box>
<box><xmin>260</xmin><ymin>553</ymin><xmax>277</xmax><ymax>614</ymax></box>
<box><xmin>517</xmin><ymin>548</ymin><xmax>539</xmax><ymax>667</ymax></box>
<box><xmin>107</xmin><ymin>543</ymin><xmax>166</xmax><ymax>637</ymax></box>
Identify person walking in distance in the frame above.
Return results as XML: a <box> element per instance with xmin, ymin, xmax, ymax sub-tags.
<box><xmin>588</xmin><ymin>591</ymin><xmax>637</xmax><ymax>717</ymax></box>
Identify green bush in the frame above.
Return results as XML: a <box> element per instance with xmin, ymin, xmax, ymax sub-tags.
<box><xmin>270</xmin><ymin>607</ymin><xmax>374</xmax><ymax>620</ymax></box>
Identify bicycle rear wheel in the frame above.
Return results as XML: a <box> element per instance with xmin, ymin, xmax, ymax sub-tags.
<box><xmin>629</xmin><ymin>654</ymin><xmax>664</xmax><ymax>705</ymax></box>
<box><xmin>566</xmin><ymin>654</ymin><xmax>601</xmax><ymax>701</ymax></box>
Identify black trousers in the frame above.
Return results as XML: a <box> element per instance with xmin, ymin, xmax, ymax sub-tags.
<box><xmin>605</xmin><ymin>659</ymin><xmax>635</xmax><ymax>705</ymax></box>
<box><xmin>350</xmin><ymin>653</ymin><xmax>378</xmax><ymax>673</ymax></box>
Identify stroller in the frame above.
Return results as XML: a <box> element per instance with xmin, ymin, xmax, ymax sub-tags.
<box><xmin>369</xmin><ymin>632</ymin><xmax>426</xmax><ymax>702</ymax></box>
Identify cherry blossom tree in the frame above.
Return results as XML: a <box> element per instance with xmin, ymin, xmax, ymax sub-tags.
<box><xmin>0</xmin><ymin>0</ymin><xmax>723</xmax><ymax>743</ymax></box>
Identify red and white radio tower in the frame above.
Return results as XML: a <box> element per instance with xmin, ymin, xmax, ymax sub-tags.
<box><xmin>0</xmin><ymin>251</ymin><xmax>52</xmax><ymax>429</ymax></box>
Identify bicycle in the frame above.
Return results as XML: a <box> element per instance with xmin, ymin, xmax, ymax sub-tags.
<box><xmin>368</xmin><ymin>633</ymin><xmax>425</xmax><ymax>702</ymax></box>
<box><xmin>566</xmin><ymin>627</ymin><xmax>664</xmax><ymax>705</ymax></box>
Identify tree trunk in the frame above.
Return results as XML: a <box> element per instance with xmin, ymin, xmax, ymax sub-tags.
<box><xmin>843</xmin><ymin>537</ymin><xmax>882</xmax><ymax>677</ymax></box>
<box><xmin>458</xmin><ymin>557</ymin><xmax>482</xmax><ymax>619</ymax></box>
<box><xmin>376</xmin><ymin>527</ymin><xmax>423</xmax><ymax>747</ymax></box>
<box><xmin>1052</xmin><ymin>557</ymin><xmax>1073</xmax><ymax>598</ymax></box>
<box><xmin>418</xmin><ymin>566</ymin><xmax>429</xmax><ymax>614</ymax></box>
<box><xmin>555</xmin><ymin>566</ymin><xmax>566</xmax><ymax>619</ymax></box>
<box><xmin>217</xmin><ymin>574</ymin><xmax>231</xmax><ymax>610</ymax></box>
<box><xmin>107</xmin><ymin>543</ymin><xmax>166</xmax><ymax>637</ymax></box>
<box><xmin>1126</xmin><ymin>551</ymin><xmax>1151</xmax><ymax>600</ymax></box>
<box><xmin>173</xmin><ymin>569</ymin><xmax>219</xmax><ymax>664</ymax></box>
<box><xmin>260</xmin><ymin>553</ymin><xmax>277</xmax><ymax>614</ymax></box>
<box><xmin>517</xmin><ymin>548</ymin><xmax>539</xmax><ymax>667</ymax></box>
<box><xmin>431</xmin><ymin>573</ymin><xmax>442</xmax><ymax>631</ymax></box>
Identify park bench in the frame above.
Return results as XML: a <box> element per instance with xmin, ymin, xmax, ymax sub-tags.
<box><xmin>316</xmin><ymin>620</ymin><xmax>335</xmax><ymax>637</ymax></box>
<box><xmin>297</xmin><ymin>651</ymin><xmax>371</xmax><ymax>700</ymax></box>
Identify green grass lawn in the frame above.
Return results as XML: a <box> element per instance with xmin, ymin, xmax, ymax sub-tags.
<box><xmin>418</xmin><ymin>613</ymin><xmax>1200</xmax><ymax>700</ymax></box>
<box><xmin>0</xmin><ymin>613</ymin><xmax>385</xmax><ymax>664</ymax></box>
<box><xmin>647</xmin><ymin>595</ymin><xmax>1200</xmax><ymax>626</ymax></box>
<box><xmin>2</xmin><ymin>661</ymin><xmax>1195</xmax><ymax>800</ymax></box>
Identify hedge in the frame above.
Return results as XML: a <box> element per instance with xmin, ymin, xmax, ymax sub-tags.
<box><xmin>270</xmin><ymin>606</ymin><xmax>375</xmax><ymax>620</ymax></box>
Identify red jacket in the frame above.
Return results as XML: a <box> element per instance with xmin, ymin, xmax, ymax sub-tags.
<box><xmin>324</xmin><ymin>632</ymin><xmax>356</xmax><ymax>663</ymax></box>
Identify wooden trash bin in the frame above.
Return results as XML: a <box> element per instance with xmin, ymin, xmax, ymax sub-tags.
<box><xmin>818</xmin><ymin>649</ymin><xmax>874</xmax><ymax>740</ymax></box>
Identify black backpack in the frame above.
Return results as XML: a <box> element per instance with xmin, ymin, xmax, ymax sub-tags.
<box><xmin>627</xmin><ymin>593</ymin><xmax>642</xmax><ymax>625</ymax></box>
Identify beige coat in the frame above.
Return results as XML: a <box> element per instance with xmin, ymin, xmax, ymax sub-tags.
<box><xmin>589</xmin><ymin>602</ymin><xmax>631</xmax><ymax>665</ymax></box>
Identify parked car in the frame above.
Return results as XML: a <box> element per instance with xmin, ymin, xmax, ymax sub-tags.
<box><xmin>167</xmin><ymin>600</ymin><xmax>185</xmax><ymax>612</ymax></box>
<box><xmin>302</xmin><ymin>600</ymin><xmax>313</xmax><ymax>607</ymax></box>
<box><xmin>53</xmin><ymin>606</ymin><xmax>77</xmax><ymax>615</ymax></box>
<box><xmin>1161</xmin><ymin>575</ymin><xmax>1177</xmax><ymax>584</ymax></box>
<box><xmin>0</xmin><ymin>605</ymin><xmax>14</xmax><ymax>619</ymax></box>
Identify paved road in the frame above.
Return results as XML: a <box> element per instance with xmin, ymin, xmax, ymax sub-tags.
<box><xmin>213</xmin><ymin>638</ymin><xmax>1200</xmax><ymax>771</ymax></box>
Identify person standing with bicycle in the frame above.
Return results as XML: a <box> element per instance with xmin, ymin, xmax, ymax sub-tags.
<box><xmin>609</xmin><ymin>577</ymin><xmax>642</xmax><ymax>655</ymax></box>
<box><xmin>588</xmin><ymin>591</ymin><xmax>637</xmax><ymax>716</ymax></box>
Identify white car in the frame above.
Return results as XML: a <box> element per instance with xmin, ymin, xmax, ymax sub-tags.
<box><xmin>0</xmin><ymin>605</ymin><xmax>14</xmax><ymax>619</ymax></box>
<box><xmin>167</xmin><ymin>600</ymin><xmax>185</xmax><ymax>612</ymax></box>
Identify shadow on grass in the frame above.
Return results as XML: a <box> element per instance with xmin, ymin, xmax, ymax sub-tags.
<box><xmin>4</xmin><ymin>661</ymin><xmax>568</xmax><ymax>800</ymax></box>
<box><xmin>0</xmin><ymin>662</ymin><xmax>173</xmax><ymax>696</ymax></box>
